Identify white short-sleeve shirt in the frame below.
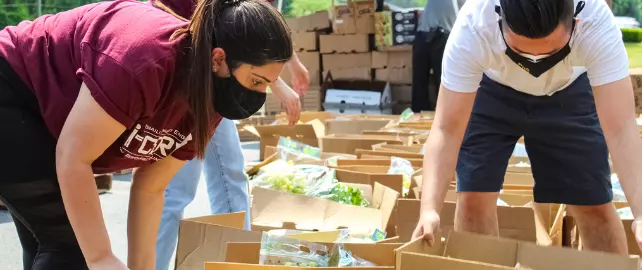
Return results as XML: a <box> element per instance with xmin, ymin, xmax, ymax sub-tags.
<box><xmin>441</xmin><ymin>0</ymin><xmax>629</xmax><ymax>96</ymax></box>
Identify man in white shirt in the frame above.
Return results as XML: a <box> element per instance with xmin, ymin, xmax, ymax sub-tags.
<box><xmin>413</xmin><ymin>0</ymin><xmax>642</xmax><ymax>254</ymax></box>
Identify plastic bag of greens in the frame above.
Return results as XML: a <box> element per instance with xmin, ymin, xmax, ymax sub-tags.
<box><xmin>252</xmin><ymin>164</ymin><xmax>332</xmax><ymax>195</ymax></box>
<box><xmin>276</xmin><ymin>137</ymin><xmax>321</xmax><ymax>164</ymax></box>
<box><xmin>259</xmin><ymin>231</ymin><xmax>329</xmax><ymax>267</ymax></box>
<box><xmin>388</xmin><ymin>157</ymin><xmax>414</xmax><ymax>196</ymax></box>
<box><xmin>328</xmin><ymin>244</ymin><xmax>377</xmax><ymax>267</ymax></box>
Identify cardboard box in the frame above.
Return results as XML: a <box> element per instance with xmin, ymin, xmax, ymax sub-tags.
<box><xmin>325</xmin><ymin>118</ymin><xmax>393</xmax><ymax>135</ymax></box>
<box><xmin>321</xmin><ymin>134</ymin><xmax>411</xmax><ymax>155</ymax></box>
<box><xmin>390</xmin><ymin>85</ymin><xmax>412</xmax><ymax>103</ymax></box>
<box><xmin>301</xmin><ymin>86</ymin><xmax>323</xmax><ymax>111</ymax></box>
<box><xmin>323</xmin><ymin>77</ymin><xmax>393</xmax><ymax>114</ymax></box>
<box><xmin>374</xmin><ymin>10</ymin><xmax>419</xmax><ymax>49</ymax></box>
<box><xmin>372</xmin><ymin>51</ymin><xmax>413</xmax><ymax>69</ymax></box>
<box><xmin>281</xmin><ymin>69</ymin><xmax>321</xmax><ymax>87</ymax></box>
<box><xmin>174</xmin><ymin>212</ymin><xmax>262</xmax><ymax>270</ymax></box>
<box><xmin>354</xmin><ymin>0</ymin><xmax>376</xmax><ymax>34</ymax></box>
<box><xmin>336</xmin><ymin>158</ymin><xmax>423</xmax><ymax>168</ymax></box>
<box><xmin>395</xmin><ymin>199</ymin><xmax>554</xmax><ymax>244</ymax></box>
<box><xmin>292</xmin><ymin>32</ymin><xmax>317</xmax><ymax>52</ymax></box>
<box><xmin>246</xmin><ymin>120</ymin><xmax>326</xmax><ymax>160</ymax></box>
<box><xmin>323</xmin><ymin>68</ymin><xmax>372</xmax><ymax>81</ymax></box>
<box><xmin>286</xmin><ymin>10</ymin><xmax>331</xmax><ymax>32</ymax></box>
<box><xmin>320</xmin><ymin>34</ymin><xmax>369</xmax><ymax>54</ymax></box>
<box><xmin>223</xmin><ymin>241</ymin><xmax>401</xmax><ymax>267</ymax></box>
<box><xmin>392</xmin><ymin>103</ymin><xmax>412</xmax><ymax>114</ymax></box>
<box><xmin>332</xmin><ymin>3</ymin><xmax>357</xmax><ymax>34</ymax></box>
<box><xmin>250</xmin><ymin>182</ymin><xmax>399</xmax><ymax>235</ymax></box>
<box><xmin>375</xmin><ymin>68</ymin><xmax>412</xmax><ymax>84</ymax></box>
<box><xmin>396</xmin><ymin>231</ymin><xmax>640</xmax><ymax>270</ymax></box>
<box><xmin>322</xmin><ymin>52</ymin><xmax>372</xmax><ymax>70</ymax></box>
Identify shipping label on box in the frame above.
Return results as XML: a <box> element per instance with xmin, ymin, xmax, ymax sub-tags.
<box><xmin>322</xmin><ymin>52</ymin><xmax>372</xmax><ymax>70</ymax></box>
<box><xmin>320</xmin><ymin>34</ymin><xmax>370</xmax><ymax>54</ymax></box>
<box><xmin>372</xmin><ymin>51</ymin><xmax>413</xmax><ymax>69</ymax></box>
<box><xmin>292</xmin><ymin>32</ymin><xmax>317</xmax><ymax>52</ymax></box>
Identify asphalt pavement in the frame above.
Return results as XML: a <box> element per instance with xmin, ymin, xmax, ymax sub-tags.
<box><xmin>0</xmin><ymin>141</ymin><xmax>261</xmax><ymax>270</ymax></box>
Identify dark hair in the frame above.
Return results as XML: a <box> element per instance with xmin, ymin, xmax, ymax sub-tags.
<box><xmin>500</xmin><ymin>0</ymin><xmax>575</xmax><ymax>39</ymax></box>
<box><xmin>161</xmin><ymin>0</ymin><xmax>293</xmax><ymax>158</ymax></box>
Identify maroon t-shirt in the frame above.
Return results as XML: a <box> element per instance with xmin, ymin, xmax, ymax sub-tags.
<box><xmin>150</xmin><ymin>0</ymin><xmax>277</xmax><ymax>19</ymax></box>
<box><xmin>0</xmin><ymin>0</ymin><xmax>221</xmax><ymax>174</ymax></box>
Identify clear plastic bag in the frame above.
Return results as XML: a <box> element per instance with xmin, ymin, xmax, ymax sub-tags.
<box><xmin>388</xmin><ymin>157</ymin><xmax>414</xmax><ymax>196</ymax></box>
<box><xmin>259</xmin><ymin>231</ymin><xmax>329</xmax><ymax>267</ymax></box>
<box><xmin>252</xmin><ymin>163</ymin><xmax>331</xmax><ymax>195</ymax></box>
<box><xmin>276</xmin><ymin>137</ymin><xmax>321</xmax><ymax>164</ymax></box>
<box><xmin>328</xmin><ymin>244</ymin><xmax>377</xmax><ymax>267</ymax></box>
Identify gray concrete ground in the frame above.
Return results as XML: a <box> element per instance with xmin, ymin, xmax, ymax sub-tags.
<box><xmin>0</xmin><ymin>141</ymin><xmax>261</xmax><ymax>270</ymax></box>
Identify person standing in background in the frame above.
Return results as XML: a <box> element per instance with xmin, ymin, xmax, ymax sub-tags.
<box><xmin>412</xmin><ymin>0</ymin><xmax>465</xmax><ymax>112</ymax></box>
<box><xmin>149</xmin><ymin>1</ymin><xmax>310</xmax><ymax>270</ymax></box>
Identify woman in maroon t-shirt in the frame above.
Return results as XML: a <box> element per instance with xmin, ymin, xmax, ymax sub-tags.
<box><xmin>0</xmin><ymin>0</ymin><xmax>292</xmax><ymax>269</ymax></box>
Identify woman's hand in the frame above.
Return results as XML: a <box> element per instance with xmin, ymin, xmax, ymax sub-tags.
<box><xmin>271</xmin><ymin>78</ymin><xmax>301</xmax><ymax>125</ymax></box>
<box><xmin>287</xmin><ymin>52</ymin><xmax>310</xmax><ymax>95</ymax></box>
<box><xmin>89</xmin><ymin>254</ymin><xmax>129</xmax><ymax>270</ymax></box>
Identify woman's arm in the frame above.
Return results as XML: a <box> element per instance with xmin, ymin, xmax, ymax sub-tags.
<box><xmin>56</xmin><ymin>84</ymin><xmax>128</xmax><ymax>268</ymax></box>
<box><xmin>127</xmin><ymin>156</ymin><xmax>185</xmax><ymax>270</ymax></box>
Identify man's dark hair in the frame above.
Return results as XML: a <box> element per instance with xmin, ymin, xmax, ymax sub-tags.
<box><xmin>500</xmin><ymin>0</ymin><xmax>575</xmax><ymax>39</ymax></box>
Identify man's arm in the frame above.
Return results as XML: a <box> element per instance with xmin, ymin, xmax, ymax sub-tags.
<box><xmin>128</xmin><ymin>156</ymin><xmax>186</xmax><ymax>270</ymax></box>
<box><xmin>593</xmin><ymin>77</ymin><xmax>642</xmax><ymax>216</ymax></box>
<box><xmin>420</xmin><ymin>86</ymin><xmax>476</xmax><ymax>215</ymax></box>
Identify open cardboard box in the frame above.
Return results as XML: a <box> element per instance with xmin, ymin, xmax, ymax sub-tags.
<box><xmin>396</xmin><ymin>198</ymin><xmax>561</xmax><ymax>246</ymax></box>
<box><xmin>250</xmin><ymin>182</ymin><xmax>399</xmax><ymax>237</ymax></box>
<box><xmin>395</xmin><ymin>231</ymin><xmax>639</xmax><ymax>270</ymax></box>
<box><xmin>325</xmin><ymin>118</ymin><xmax>394</xmax><ymax>135</ymax></box>
<box><xmin>371</xmin><ymin>142</ymin><xmax>424</xmax><ymax>153</ymax></box>
<box><xmin>174</xmin><ymin>212</ymin><xmax>262</xmax><ymax>270</ymax></box>
<box><xmin>336</xmin><ymin>158</ymin><xmax>423</xmax><ymax>168</ymax></box>
<box><xmin>275</xmin><ymin>111</ymin><xmax>335</xmax><ymax>123</ymax></box>
<box><xmin>356</xmin><ymin>149</ymin><xmax>423</xmax><ymax>160</ymax></box>
<box><xmin>246</xmin><ymin>119</ymin><xmax>326</xmax><ymax>160</ymax></box>
<box><xmin>321</xmin><ymin>134</ymin><xmax>412</xmax><ymax>155</ymax></box>
<box><xmin>204</xmin><ymin>241</ymin><xmax>400</xmax><ymax>270</ymax></box>
<box><xmin>334</xmin><ymin>165</ymin><xmax>409</xmax><ymax>194</ymax></box>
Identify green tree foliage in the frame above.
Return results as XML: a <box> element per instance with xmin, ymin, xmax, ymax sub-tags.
<box><xmin>613</xmin><ymin>0</ymin><xmax>642</xmax><ymax>24</ymax></box>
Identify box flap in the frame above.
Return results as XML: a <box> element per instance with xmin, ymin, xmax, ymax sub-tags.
<box><xmin>398</xmin><ymin>252</ymin><xmax>512</xmax><ymax>270</ymax></box>
<box><xmin>372</xmin><ymin>182</ymin><xmax>401</xmax><ymax>230</ymax></box>
<box><xmin>444</xmin><ymin>231</ymin><xmax>517</xmax><ymax>267</ymax></box>
<box><xmin>250</xmin><ymin>187</ymin><xmax>384</xmax><ymax>234</ymax></box>
<box><xmin>335</xmin><ymin>168</ymin><xmax>404</xmax><ymax>194</ymax></box>
<box><xmin>175</xmin><ymin>215</ymin><xmax>262</xmax><ymax>270</ymax></box>
<box><xmin>206</xmin><ymin>263</ymin><xmax>391</xmax><ymax>270</ymax></box>
<box><xmin>183</xmin><ymin>212</ymin><xmax>247</xmax><ymax>229</ymax></box>
<box><xmin>517</xmin><ymin>241</ymin><xmax>639</xmax><ymax>270</ymax></box>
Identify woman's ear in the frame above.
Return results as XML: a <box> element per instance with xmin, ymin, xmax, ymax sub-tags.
<box><xmin>211</xmin><ymin>48</ymin><xmax>229</xmax><ymax>77</ymax></box>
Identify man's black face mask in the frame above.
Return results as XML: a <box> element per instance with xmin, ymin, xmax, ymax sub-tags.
<box><xmin>496</xmin><ymin>1</ymin><xmax>585</xmax><ymax>78</ymax></box>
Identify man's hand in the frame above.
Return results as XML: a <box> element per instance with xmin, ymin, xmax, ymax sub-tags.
<box><xmin>271</xmin><ymin>78</ymin><xmax>301</xmax><ymax>125</ymax></box>
<box><xmin>412</xmin><ymin>210</ymin><xmax>441</xmax><ymax>245</ymax></box>
<box><xmin>287</xmin><ymin>52</ymin><xmax>310</xmax><ymax>95</ymax></box>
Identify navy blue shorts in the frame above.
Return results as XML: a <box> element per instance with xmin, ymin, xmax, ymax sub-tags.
<box><xmin>456</xmin><ymin>73</ymin><xmax>612</xmax><ymax>205</ymax></box>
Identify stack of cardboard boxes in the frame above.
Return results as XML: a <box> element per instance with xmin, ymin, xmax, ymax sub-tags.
<box><xmin>373</xmin><ymin>9</ymin><xmax>420</xmax><ymax>113</ymax></box>
<box><xmin>263</xmin><ymin>11</ymin><xmax>331</xmax><ymax>116</ymax></box>
<box><xmin>320</xmin><ymin>0</ymin><xmax>375</xmax><ymax>81</ymax></box>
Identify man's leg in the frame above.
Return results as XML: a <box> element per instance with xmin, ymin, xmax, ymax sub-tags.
<box><xmin>155</xmin><ymin>159</ymin><xmax>203</xmax><ymax>270</ymax></box>
<box><xmin>411</xmin><ymin>31</ymin><xmax>433</xmax><ymax>113</ymax></box>
<box><xmin>523</xmin><ymin>73</ymin><xmax>626</xmax><ymax>254</ymax></box>
<box><xmin>455</xmin><ymin>76</ymin><xmax>525</xmax><ymax>235</ymax></box>
<box><xmin>203</xmin><ymin>118</ymin><xmax>251</xmax><ymax>230</ymax></box>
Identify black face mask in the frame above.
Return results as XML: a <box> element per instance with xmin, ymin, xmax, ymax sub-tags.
<box><xmin>496</xmin><ymin>1</ymin><xmax>584</xmax><ymax>78</ymax></box>
<box><xmin>213</xmin><ymin>73</ymin><xmax>266</xmax><ymax>120</ymax></box>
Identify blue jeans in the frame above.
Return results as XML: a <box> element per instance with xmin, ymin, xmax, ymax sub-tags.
<box><xmin>155</xmin><ymin>118</ymin><xmax>251</xmax><ymax>270</ymax></box>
